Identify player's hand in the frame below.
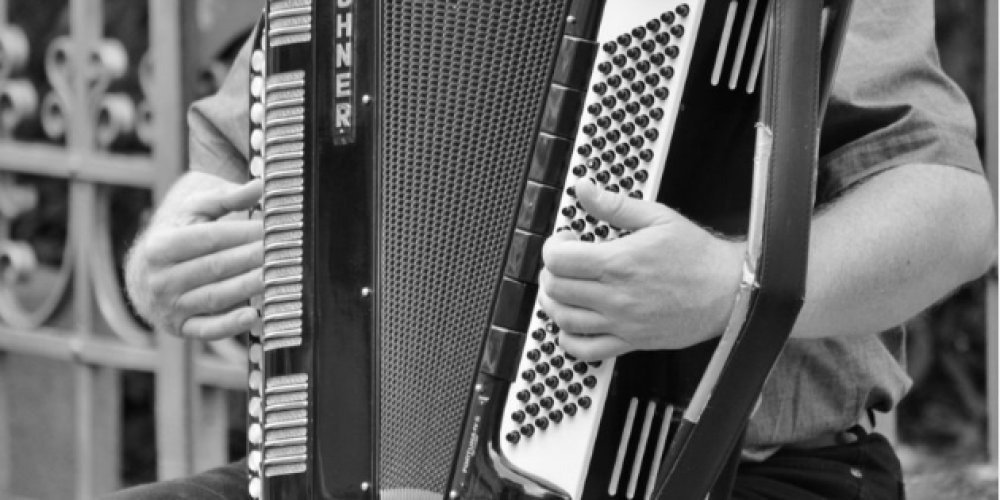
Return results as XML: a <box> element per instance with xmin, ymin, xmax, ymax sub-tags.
<box><xmin>127</xmin><ymin>175</ymin><xmax>264</xmax><ymax>340</ymax></box>
<box><xmin>537</xmin><ymin>180</ymin><xmax>743</xmax><ymax>361</ymax></box>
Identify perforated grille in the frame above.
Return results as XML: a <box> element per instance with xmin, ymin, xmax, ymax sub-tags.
<box><xmin>379</xmin><ymin>0</ymin><xmax>567</xmax><ymax>494</ymax></box>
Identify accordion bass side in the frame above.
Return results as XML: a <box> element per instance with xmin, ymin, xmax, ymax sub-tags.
<box><xmin>245</xmin><ymin>1</ymin><xmax>852</xmax><ymax>499</ymax></box>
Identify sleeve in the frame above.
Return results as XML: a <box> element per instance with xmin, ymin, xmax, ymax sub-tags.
<box><xmin>187</xmin><ymin>30</ymin><xmax>256</xmax><ymax>183</ymax></box>
<box><xmin>816</xmin><ymin>0</ymin><xmax>983</xmax><ymax>203</ymax></box>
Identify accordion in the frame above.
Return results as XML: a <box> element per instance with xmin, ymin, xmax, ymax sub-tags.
<box><xmin>244</xmin><ymin>0</ymin><xmax>852</xmax><ymax>499</ymax></box>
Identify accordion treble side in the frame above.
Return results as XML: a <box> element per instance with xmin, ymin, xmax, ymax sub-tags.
<box><xmin>247</xmin><ymin>1</ymin><xmax>572</xmax><ymax>498</ymax></box>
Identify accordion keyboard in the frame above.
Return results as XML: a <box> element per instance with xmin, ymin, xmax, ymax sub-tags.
<box><xmin>498</xmin><ymin>1</ymin><xmax>706</xmax><ymax>498</ymax></box>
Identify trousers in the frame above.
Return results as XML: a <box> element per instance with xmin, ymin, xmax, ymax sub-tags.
<box><xmin>102</xmin><ymin>430</ymin><xmax>904</xmax><ymax>500</ymax></box>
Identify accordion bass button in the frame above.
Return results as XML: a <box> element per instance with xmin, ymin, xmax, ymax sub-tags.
<box><xmin>568</xmin><ymin>382</ymin><xmax>583</xmax><ymax>396</ymax></box>
<box><xmin>555</xmin><ymin>390</ymin><xmax>569</xmax><ymax>402</ymax></box>
<box><xmin>564</xmin><ymin>403</ymin><xmax>578</xmax><ymax>416</ymax></box>
<box><xmin>516</xmin><ymin>390</ymin><xmax>531</xmax><ymax>403</ymax></box>
<box><xmin>521</xmin><ymin>424</ymin><xmax>536</xmax><ymax>437</ymax></box>
<box><xmin>550</xmin><ymin>355</ymin><xmax>565</xmax><ymax>368</ymax></box>
<box><xmin>506</xmin><ymin>431</ymin><xmax>522</xmax><ymax>444</ymax></box>
<box><xmin>544</xmin><ymin>376</ymin><xmax>559</xmax><ymax>389</ymax></box>
<box><xmin>535</xmin><ymin>417</ymin><xmax>550</xmax><ymax>430</ymax></box>
<box><xmin>540</xmin><ymin>397</ymin><xmax>555</xmax><ymax>410</ymax></box>
<box><xmin>511</xmin><ymin>410</ymin><xmax>526</xmax><ymax>424</ymax></box>
<box><xmin>583</xmin><ymin>376</ymin><xmax>598</xmax><ymax>388</ymax></box>
<box><xmin>549</xmin><ymin>410</ymin><xmax>564</xmax><ymax>423</ymax></box>
<box><xmin>646</xmin><ymin>19</ymin><xmax>662</xmax><ymax>32</ymax></box>
<box><xmin>579</xmin><ymin>396</ymin><xmax>593</xmax><ymax>409</ymax></box>
<box><xmin>526</xmin><ymin>403</ymin><xmax>541</xmax><ymax>416</ymax></box>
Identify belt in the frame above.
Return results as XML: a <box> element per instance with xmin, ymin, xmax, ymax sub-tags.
<box><xmin>786</xmin><ymin>411</ymin><xmax>877</xmax><ymax>450</ymax></box>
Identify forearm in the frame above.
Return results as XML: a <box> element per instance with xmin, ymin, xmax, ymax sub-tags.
<box><xmin>789</xmin><ymin>164</ymin><xmax>995</xmax><ymax>339</ymax></box>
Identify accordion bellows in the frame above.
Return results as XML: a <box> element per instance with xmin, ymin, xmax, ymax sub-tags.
<box><xmin>378</xmin><ymin>1</ymin><xmax>567</xmax><ymax>493</ymax></box>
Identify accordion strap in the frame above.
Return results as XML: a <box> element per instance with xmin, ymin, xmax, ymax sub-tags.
<box><xmin>650</xmin><ymin>0</ymin><xmax>853</xmax><ymax>498</ymax></box>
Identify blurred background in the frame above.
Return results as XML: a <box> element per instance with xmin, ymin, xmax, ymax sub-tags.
<box><xmin>0</xmin><ymin>1</ymin><xmax>995</xmax><ymax>499</ymax></box>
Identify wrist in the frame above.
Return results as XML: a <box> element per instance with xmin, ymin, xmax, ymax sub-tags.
<box><xmin>705</xmin><ymin>239</ymin><xmax>745</xmax><ymax>339</ymax></box>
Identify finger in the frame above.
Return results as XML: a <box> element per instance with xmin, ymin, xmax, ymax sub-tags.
<box><xmin>147</xmin><ymin>220</ymin><xmax>263</xmax><ymax>264</ymax></box>
<box><xmin>174</xmin><ymin>268</ymin><xmax>264</xmax><ymax>317</ymax></box>
<box><xmin>537</xmin><ymin>288</ymin><xmax>613</xmax><ymax>335</ymax></box>
<box><xmin>181</xmin><ymin>307</ymin><xmax>260</xmax><ymax>340</ymax></box>
<box><xmin>160</xmin><ymin>241</ymin><xmax>263</xmax><ymax>295</ymax></box>
<box><xmin>188</xmin><ymin>179</ymin><xmax>264</xmax><ymax>220</ymax></box>
<box><xmin>539</xmin><ymin>269</ymin><xmax>610</xmax><ymax>312</ymax></box>
<box><xmin>542</xmin><ymin>236</ymin><xmax>607</xmax><ymax>280</ymax></box>
<box><xmin>575</xmin><ymin>179</ymin><xmax>673</xmax><ymax>230</ymax></box>
<box><xmin>559</xmin><ymin>333</ymin><xmax>631</xmax><ymax>362</ymax></box>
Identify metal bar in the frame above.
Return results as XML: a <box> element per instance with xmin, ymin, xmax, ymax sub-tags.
<box><xmin>985</xmin><ymin>0</ymin><xmax>998</xmax><ymax>467</ymax></box>
<box><xmin>0</xmin><ymin>326</ymin><xmax>156</xmax><ymax>370</ymax></box>
<box><xmin>0</xmin><ymin>354</ymin><xmax>9</xmax><ymax>499</ymax></box>
<box><xmin>149</xmin><ymin>0</ymin><xmax>200</xmax><ymax>479</ymax></box>
<box><xmin>0</xmin><ymin>326</ymin><xmax>245</xmax><ymax>390</ymax></box>
<box><xmin>0</xmin><ymin>143</ymin><xmax>157</xmax><ymax>188</ymax></box>
<box><xmin>195</xmin><ymin>359</ymin><xmax>246</xmax><ymax>390</ymax></box>
<box><xmin>196</xmin><ymin>387</ymin><xmax>231</xmax><ymax>472</ymax></box>
<box><xmin>69</xmin><ymin>0</ymin><xmax>120</xmax><ymax>495</ymax></box>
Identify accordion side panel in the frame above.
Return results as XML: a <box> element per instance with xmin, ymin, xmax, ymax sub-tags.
<box><xmin>377</xmin><ymin>1</ymin><xmax>569</xmax><ymax>496</ymax></box>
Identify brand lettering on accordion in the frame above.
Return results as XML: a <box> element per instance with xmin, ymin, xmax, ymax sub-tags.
<box><xmin>334</xmin><ymin>0</ymin><xmax>355</xmax><ymax>144</ymax></box>
<box><xmin>462</xmin><ymin>416</ymin><xmax>481</xmax><ymax>475</ymax></box>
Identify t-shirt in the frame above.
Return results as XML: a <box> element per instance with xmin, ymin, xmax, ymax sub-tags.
<box><xmin>185</xmin><ymin>0</ymin><xmax>983</xmax><ymax>451</ymax></box>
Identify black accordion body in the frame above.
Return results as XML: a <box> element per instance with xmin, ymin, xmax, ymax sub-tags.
<box><xmin>245</xmin><ymin>1</ymin><xmax>852</xmax><ymax>499</ymax></box>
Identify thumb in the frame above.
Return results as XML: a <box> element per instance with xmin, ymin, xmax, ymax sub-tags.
<box><xmin>575</xmin><ymin>180</ymin><xmax>672</xmax><ymax>230</ymax></box>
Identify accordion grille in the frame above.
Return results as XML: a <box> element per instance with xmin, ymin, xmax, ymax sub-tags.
<box><xmin>379</xmin><ymin>0</ymin><xmax>566</xmax><ymax>494</ymax></box>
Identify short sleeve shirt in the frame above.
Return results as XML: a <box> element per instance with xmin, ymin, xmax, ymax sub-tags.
<box><xmin>186</xmin><ymin>0</ymin><xmax>983</xmax><ymax>450</ymax></box>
